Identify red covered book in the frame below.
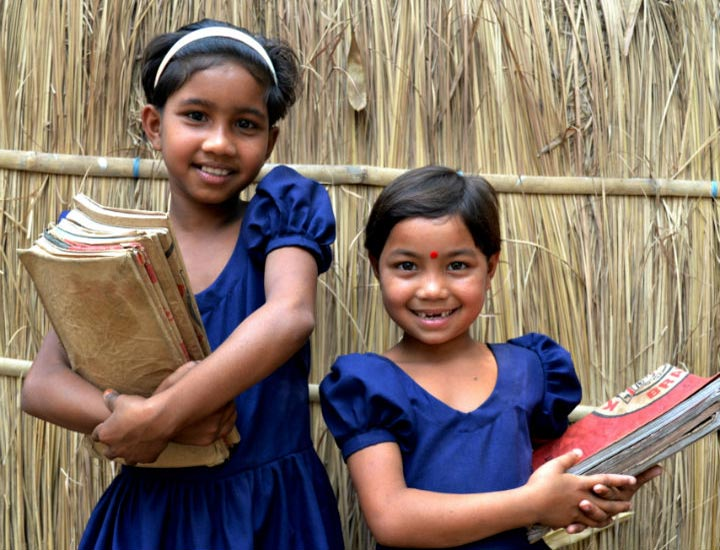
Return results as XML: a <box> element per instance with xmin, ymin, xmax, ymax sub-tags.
<box><xmin>533</xmin><ymin>364</ymin><xmax>720</xmax><ymax>475</ymax></box>
<box><xmin>528</xmin><ymin>364</ymin><xmax>720</xmax><ymax>543</ymax></box>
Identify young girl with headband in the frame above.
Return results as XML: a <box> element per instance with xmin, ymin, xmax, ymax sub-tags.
<box><xmin>320</xmin><ymin>166</ymin><xmax>661</xmax><ymax>549</ymax></box>
<box><xmin>22</xmin><ymin>18</ymin><xmax>344</xmax><ymax>549</ymax></box>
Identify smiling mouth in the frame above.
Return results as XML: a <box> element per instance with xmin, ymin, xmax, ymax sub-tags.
<box><xmin>414</xmin><ymin>309</ymin><xmax>457</xmax><ymax>319</ymax></box>
<box><xmin>199</xmin><ymin>165</ymin><xmax>233</xmax><ymax>177</ymax></box>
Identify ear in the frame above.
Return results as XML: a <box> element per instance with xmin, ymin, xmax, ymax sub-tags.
<box><xmin>486</xmin><ymin>252</ymin><xmax>500</xmax><ymax>285</ymax></box>
<box><xmin>141</xmin><ymin>105</ymin><xmax>163</xmax><ymax>151</ymax></box>
<box><xmin>265</xmin><ymin>126</ymin><xmax>280</xmax><ymax>160</ymax></box>
<box><xmin>369</xmin><ymin>254</ymin><xmax>381</xmax><ymax>280</ymax></box>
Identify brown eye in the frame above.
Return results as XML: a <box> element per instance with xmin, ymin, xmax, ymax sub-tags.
<box><xmin>235</xmin><ymin>119</ymin><xmax>255</xmax><ymax>129</ymax></box>
<box><xmin>187</xmin><ymin>111</ymin><xmax>205</xmax><ymax>121</ymax></box>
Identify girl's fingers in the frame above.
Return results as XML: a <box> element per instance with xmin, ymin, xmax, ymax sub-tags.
<box><xmin>554</xmin><ymin>448</ymin><xmax>584</xmax><ymax>469</ymax></box>
<box><xmin>90</xmin><ymin>424</ymin><xmax>101</xmax><ymax>442</ymax></box>
<box><xmin>595</xmin><ymin>485</ymin><xmax>609</xmax><ymax>498</ymax></box>
<box><xmin>579</xmin><ymin>499</ymin><xmax>608</xmax><ymax>521</ymax></box>
<box><xmin>635</xmin><ymin>465</ymin><xmax>663</xmax><ymax>485</ymax></box>
<box><xmin>154</xmin><ymin>361</ymin><xmax>199</xmax><ymax>394</ymax></box>
<box><xmin>565</xmin><ymin>522</ymin><xmax>587</xmax><ymax>534</ymax></box>
<box><xmin>590</xmin><ymin>474</ymin><xmax>636</xmax><ymax>491</ymax></box>
<box><xmin>576</xmin><ymin>499</ymin><xmax>622</xmax><ymax>529</ymax></box>
<box><xmin>103</xmin><ymin>388</ymin><xmax>119</xmax><ymax>411</ymax></box>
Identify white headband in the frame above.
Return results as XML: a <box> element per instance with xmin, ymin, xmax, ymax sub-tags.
<box><xmin>153</xmin><ymin>27</ymin><xmax>278</xmax><ymax>88</ymax></box>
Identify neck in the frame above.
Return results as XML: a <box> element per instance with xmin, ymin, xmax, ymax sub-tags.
<box><xmin>389</xmin><ymin>332</ymin><xmax>478</xmax><ymax>365</ymax></box>
<box><xmin>168</xmin><ymin>196</ymin><xmax>245</xmax><ymax>233</ymax></box>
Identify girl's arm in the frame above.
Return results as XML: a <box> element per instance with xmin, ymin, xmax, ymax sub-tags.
<box><xmin>150</xmin><ymin>361</ymin><xmax>238</xmax><ymax>446</ymax></box>
<box><xmin>92</xmin><ymin>246</ymin><xmax>318</xmax><ymax>464</ymax></box>
<box><xmin>21</xmin><ymin>329</ymin><xmax>109</xmax><ymax>433</ymax></box>
<box><xmin>347</xmin><ymin>442</ymin><xmax>637</xmax><ymax>548</ymax></box>
<box><xmin>21</xmin><ymin>330</ymin><xmax>235</xmax><ymax>447</ymax></box>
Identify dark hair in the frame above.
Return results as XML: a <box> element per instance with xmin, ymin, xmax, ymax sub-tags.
<box><xmin>365</xmin><ymin>165</ymin><xmax>501</xmax><ymax>260</ymax></box>
<box><xmin>140</xmin><ymin>18</ymin><xmax>300</xmax><ymax>126</ymax></box>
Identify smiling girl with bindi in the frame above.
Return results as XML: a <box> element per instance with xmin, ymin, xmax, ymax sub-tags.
<box><xmin>320</xmin><ymin>165</ymin><xmax>661</xmax><ymax>550</ymax></box>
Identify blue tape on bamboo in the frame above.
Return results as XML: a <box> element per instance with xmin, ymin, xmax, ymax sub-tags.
<box><xmin>712</xmin><ymin>180</ymin><xmax>718</xmax><ymax>199</ymax></box>
<box><xmin>132</xmin><ymin>157</ymin><xmax>141</xmax><ymax>179</ymax></box>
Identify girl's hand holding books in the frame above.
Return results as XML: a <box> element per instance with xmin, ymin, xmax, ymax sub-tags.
<box><xmin>154</xmin><ymin>361</ymin><xmax>238</xmax><ymax>447</ymax></box>
<box><xmin>91</xmin><ymin>390</ymin><xmax>172</xmax><ymax>465</ymax></box>
<box><xmin>590</xmin><ymin>463</ymin><xmax>663</xmax><ymax>502</ymax></box>
<box><xmin>527</xmin><ymin>449</ymin><xmax>637</xmax><ymax>532</ymax></box>
<box><xmin>559</xmin><ymin>462</ymin><xmax>662</xmax><ymax>536</ymax></box>
<box><xmin>560</xmin><ymin>463</ymin><xmax>664</xmax><ymax>533</ymax></box>
<box><xmin>169</xmin><ymin>403</ymin><xmax>237</xmax><ymax>447</ymax></box>
<box><xmin>92</xmin><ymin>362</ymin><xmax>240</xmax><ymax>465</ymax></box>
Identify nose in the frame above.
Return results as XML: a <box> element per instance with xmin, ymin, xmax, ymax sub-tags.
<box><xmin>416</xmin><ymin>270</ymin><xmax>449</xmax><ymax>300</ymax></box>
<box><xmin>202</xmin><ymin>124</ymin><xmax>236</xmax><ymax>156</ymax></box>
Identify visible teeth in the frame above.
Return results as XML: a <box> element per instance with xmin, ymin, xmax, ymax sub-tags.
<box><xmin>417</xmin><ymin>310</ymin><xmax>452</xmax><ymax>319</ymax></box>
<box><xmin>202</xmin><ymin>166</ymin><xmax>231</xmax><ymax>176</ymax></box>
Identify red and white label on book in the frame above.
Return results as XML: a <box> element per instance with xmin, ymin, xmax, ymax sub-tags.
<box><xmin>532</xmin><ymin>364</ymin><xmax>718</xmax><ymax>470</ymax></box>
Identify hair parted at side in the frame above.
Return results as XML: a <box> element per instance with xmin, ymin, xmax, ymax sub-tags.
<box><xmin>140</xmin><ymin>18</ymin><xmax>300</xmax><ymax>126</ymax></box>
<box><xmin>364</xmin><ymin>165</ymin><xmax>501</xmax><ymax>260</ymax></box>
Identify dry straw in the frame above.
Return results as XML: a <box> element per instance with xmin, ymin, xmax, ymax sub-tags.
<box><xmin>1</xmin><ymin>1</ymin><xmax>719</xmax><ymax>549</ymax></box>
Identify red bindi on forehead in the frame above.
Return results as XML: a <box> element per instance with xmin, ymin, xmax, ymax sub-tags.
<box><xmin>429</xmin><ymin>250</ymin><xmax>439</xmax><ymax>259</ymax></box>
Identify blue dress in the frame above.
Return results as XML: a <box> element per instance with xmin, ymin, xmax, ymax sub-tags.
<box><xmin>80</xmin><ymin>166</ymin><xmax>344</xmax><ymax>550</ymax></box>
<box><xmin>320</xmin><ymin>333</ymin><xmax>581</xmax><ymax>550</ymax></box>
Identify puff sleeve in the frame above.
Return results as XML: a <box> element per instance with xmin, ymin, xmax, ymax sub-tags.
<box><xmin>508</xmin><ymin>333</ymin><xmax>582</xmax><ymax>443</ymax></box>
<box><xmin>242</xmin><ymin>165</ymin><xmax>335</xmax><ymax>273</ymax></box>
<box><xmin>320</xmin><ymin>354</ymin><xmax>416</xmax><ymax>460</ymax></box>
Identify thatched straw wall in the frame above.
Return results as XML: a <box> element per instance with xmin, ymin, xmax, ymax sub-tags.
<box><xmin>1</xmin><ymin>1</ymin><xmax>719</xmax><ymax>549</ymax></box>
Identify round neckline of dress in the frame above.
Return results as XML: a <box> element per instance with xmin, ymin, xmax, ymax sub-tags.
<box><xmin>364</xmin><ymin>350</ymin><xmax>501</xmax><ymax>416</ymax></box>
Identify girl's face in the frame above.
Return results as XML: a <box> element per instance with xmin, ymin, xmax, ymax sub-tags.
<box><xmin>142</xmin><ymin>61</ymin><xmax>278</xmax><ymax>207</ymax></box>
<box><xmin>373</xmin><ymin>215</ymin><xmax>499</xmax><ymax>349</ymax></box>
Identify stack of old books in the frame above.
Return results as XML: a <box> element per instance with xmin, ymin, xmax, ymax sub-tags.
<box><xmin>20</xmin><ymin>194</ymin><xmax>239</xmax><ymax>467</ymax></box>
<box><xmin>529</xmin><ymin>363</ymin><xmax>720</xmax><ymax>544</ymax></box>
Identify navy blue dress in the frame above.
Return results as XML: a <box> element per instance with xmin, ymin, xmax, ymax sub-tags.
<box><xmin>320</xmin><ymin>333</ymin><xmax>581</xmax><ymax>550</ymax></box>
<box><xmin>80</xmin><ymin>166</ymin><xmax>344</xmax><ymax>550</ymax></box>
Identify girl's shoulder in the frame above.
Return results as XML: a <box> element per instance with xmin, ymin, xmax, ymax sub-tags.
<box><xmin>492</xmin><ymin>332</ymin><xmax>573</xmax><ymax>368</ymax></box>
<box><xmin>494</xmin><ymin>333</ymin><xmax>581</xmax><ymax>440</ymax></box>
<box><xmin>491</xmin><ymin>332</ymin><xmax>579</xmax><ymax>393</ymax></box>
<box><xmin>242</xmin><ymin>165</ymin><xmax>335</xmax><ymax>271</ymax></box>
<box><xmin>320</xmin><ymin>352</ymin><xmax>411</xmax><ymax>408</ymax></box>
<box><xmin>323</xmin><ymin>352</ymin><xmax>399</xmax><ymax>384</ymax></box>
<box><xmin>320</xmin><ymin>353</ymin><xmax>416</xmax><ymax>459</ymax></box>
<box><xmin>254</xmin><ymin>165</ymin><xmax>328</xmax><ymax>199</ymax></box>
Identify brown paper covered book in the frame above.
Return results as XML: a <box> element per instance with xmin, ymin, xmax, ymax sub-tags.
<box><xmin>20</xmin><ymin>194</ymin><xmax>240</xmax><ymax>468</ymax></box>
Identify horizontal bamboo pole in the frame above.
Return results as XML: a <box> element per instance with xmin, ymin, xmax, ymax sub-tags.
<box><xmin>2</xmin><ymin>356</ymin><xmax>593</xmax><ymax>420</ymax></box>
<box><xmin>0</xmin><ymin>357</ymin><xmax>31</xmax><ymax>377</ymax></box>
<box><xmin>0</xmin><ymin>149</ymin><xmax>168</xmax><ymax>179</ymax></box>
<box><xmin>1</xmin><ymin>149</ymin><xmax>718</xmax><ymax>197</ymax></box>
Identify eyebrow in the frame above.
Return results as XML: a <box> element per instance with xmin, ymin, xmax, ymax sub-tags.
<box><xmin>177</xmin><ymin>98</ymin><xmax>266</xmax><ymax>118</ymax></box>
<box><xmin>386</xmin><ymin>248</ymin><xmax>418</xmax><ymax>256</ymax></box>
<box><xmin>177</xmin><ymin>97</ymin><xmax>213</xmax><ymax>108</ymax></box>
